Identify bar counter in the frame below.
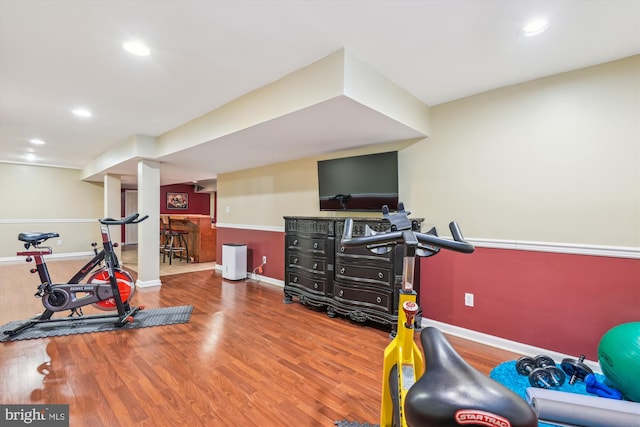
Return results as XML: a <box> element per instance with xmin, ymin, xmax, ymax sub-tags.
<box><xmin>162</xmin><ymin>214</ymin><xmax>216</xmax><ymax>263</ymax></box>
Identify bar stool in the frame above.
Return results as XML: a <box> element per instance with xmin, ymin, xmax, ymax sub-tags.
<box><xmin>162</xmin><ymin>219</ymin><xmax>190</xmax><ymax>265</ymax></box>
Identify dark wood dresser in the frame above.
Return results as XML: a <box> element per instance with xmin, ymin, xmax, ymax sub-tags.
<box><xmin>283</xmin><ymin>216</ymin><xmax>422</xmax><ymax>332</ymax></box>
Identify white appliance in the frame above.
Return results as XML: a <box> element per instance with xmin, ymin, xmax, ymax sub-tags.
<box><xmin>222</xmin><ymin>243</ymin><xmax>247</xmax><ymax>280</ymax></box>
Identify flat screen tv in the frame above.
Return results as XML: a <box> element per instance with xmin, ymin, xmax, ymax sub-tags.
<box><xmin>317</xmin><ymin>151</ymin><xmax>399</xmax><ymax>212</ymax></box>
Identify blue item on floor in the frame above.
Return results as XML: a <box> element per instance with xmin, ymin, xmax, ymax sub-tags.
<box><xmin>489</xmin><ymin>360</ymin><xmax>611</xmax><ymax>427</ymax></box>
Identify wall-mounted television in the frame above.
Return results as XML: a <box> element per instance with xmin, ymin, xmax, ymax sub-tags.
<box><xmin>317</xmin><ymin>151</ymin><xmax>399</xmax><ymax>212</ymax></box>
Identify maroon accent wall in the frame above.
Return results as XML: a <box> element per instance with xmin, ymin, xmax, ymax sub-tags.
<box><xmin>216</xmin><ymin>227</ymin><xmax>285</xmax><ymax>280</ymax></box>
<box><xmin>420</xmin><ymin>248</ymin><xmax>639</xmax><ymax>360</ymax></box>
<box><xmin>160</xmin><ymin>184</ymin><xmax>211</xmax><ymax>215</ymax></box>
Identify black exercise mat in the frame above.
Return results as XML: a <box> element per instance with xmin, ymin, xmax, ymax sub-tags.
<box><xmin>0</xmin><ymin>305</ymin><xmax>193</xmax><ymax>342</ymax></box>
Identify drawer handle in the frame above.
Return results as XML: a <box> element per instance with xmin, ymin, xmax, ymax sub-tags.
<box><xmin>340</xmin><ymin>246</ymin><xmax>345</xmax><ymax>252</ymax></box>
<box><xmin>376</xmin><ymin>296</ymin><xmax>382</xmax><ymax>303</ymax></box>
<box><xmin>313</xmin><ymin>242</ymin><xmax>318</xmax><ymax>249</ymax></box>
<box><xmin>313</xmin><ymin>262</ymin><xmax>318</xmax><ymax>270</ymax></box>
<box><xmin>340</xmin><ymin>267</ymin><xmax>345</xmax><ymax>274</ymax></box>
<box><xmin>338</xmin><ymin>290</ymin><xmax>344</xmax><ymax>297</ymax></box>
<box><xmin>293</xmin><ymin>276</ymin><xmax>298</xmax><ymax>283</ymax></box>
<box><xmin>293</xmin><ymin>239</ymin><xmax>298</xmax><ymax>246</ymax></box>
<box><xmin>313</xmin><ymin>283</ymin><xmax>319</xmax><ymax>289</ymax></box>
<box><xmin>293</xmin><ymin>258</ymin><xmax>298</xmax><ymax>264</ymax></box>
<box><xmin>378</xmin><ymin>272</ymin><xmax>384</xmax><ymax>279</ymax></box>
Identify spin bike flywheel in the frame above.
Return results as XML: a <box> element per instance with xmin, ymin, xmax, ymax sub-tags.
<box><xmin>87</xmin><ymin>267</ymin><xmax>136</xmax><ymax>310</ymax></box>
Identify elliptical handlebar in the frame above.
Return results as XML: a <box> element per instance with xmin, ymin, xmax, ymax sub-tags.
<box><xmin>99</xmin><ymin>213</ymin><xmax>149</xmax><ymax>225</ymax></box>
<box><xmin>340</xmin><ymin>208</ymin><xmax>474</xmax><ymax>255</ymax></box>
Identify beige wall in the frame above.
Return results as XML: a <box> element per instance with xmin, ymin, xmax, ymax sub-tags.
<box><xmin>403</xmin><ymin>55</ymin><xmax>639</xmax><ymax>247</ymax></box>
<box><xmin>216</xmin><ymin>140</ymin><xmax>419</xmax><ymax>226</ymax></box>
<box><xmin>218</xmin><ymin>56</ymin><xmax>639</xmax><ymax>248</ymax></box>
<box><xmin>0</xmin><ymin>163</ymin><xmax>104</xmax><ymax>258</ymax></box>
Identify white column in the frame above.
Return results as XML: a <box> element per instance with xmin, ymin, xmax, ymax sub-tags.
<box><xmin>137</xmin><ymin>159</ymin><xmax>162</xmax><ymax>288</ymax></box>
<box><xmin>104</xmin><ymin>174</ymin><xmax>122</xmax><ymax>261</ymax></box>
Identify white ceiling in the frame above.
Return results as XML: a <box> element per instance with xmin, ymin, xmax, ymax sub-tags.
<box><xmin>1</xmin><ymin>0</ymin><xmax>639</xmax><ymax>186</ymax></box>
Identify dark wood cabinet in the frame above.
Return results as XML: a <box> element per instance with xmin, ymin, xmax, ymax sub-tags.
<box><xmin>283</xmin><ymin>216</ymin><xmax>422</xmax><ymax>331</ymax></box>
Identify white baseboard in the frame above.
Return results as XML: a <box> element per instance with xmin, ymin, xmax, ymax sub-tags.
<box><xmin>246</xmin><ymin>273</ymin><xmax>284</xmax><ymax>288</ymax></box>
<box><xmin>213</xmin><ymin>264</ymin><xmax>284</xmax><ymax>288</ymax></box>
<box><xmin>136</xmin><ymin>278</ymin><xmax>162</xmax><ymax>288</ymax></box>
<box><xmin>420</xmin><ymin>318</ymin><xmax>601</xmax><ymax>373</ymax></box>
<box><xmin>0</xmin><ymin>251</ymin><xmax>94</xmax><ymax>263</ymax></box>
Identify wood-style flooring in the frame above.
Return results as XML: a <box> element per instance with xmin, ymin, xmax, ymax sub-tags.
<box><xmin>0</xmin><ymin>258</ymin><xmax>522</xmax><ymax>426</ymax></box>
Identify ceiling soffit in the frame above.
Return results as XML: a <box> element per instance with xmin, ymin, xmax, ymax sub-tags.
<box><xmin>82</xmin><ymin>48</ymin><xmax>430</xmax><ymax>184</ymax></box>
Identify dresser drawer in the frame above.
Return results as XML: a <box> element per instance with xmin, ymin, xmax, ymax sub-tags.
<box><xmin>287</xmin><ymin>235</ymin><xmax>329</xmax><ymax>256</ymax></box>
<box><xmin>333</xmin><ymin>283</ymin><xmax>393</xmax><ymax>313</ymax></box>
<box><xmin>336</xmin><ymin>242</ymin><xmax>394</xmax><ymax>261</ymax></box>
<box><xmin>287</xmin><ymin>253</ymin><xmax>327</xmax><ymax>276</ymax></box>
<box><xmin>287</xmin><ymin>272</ymin><xmax>327</xmax><ymax>296</ymax></box>
<box><xmin>335</xmin><ymin>261</ymin><xmax>393</xmax><ymax>287</ymax></box>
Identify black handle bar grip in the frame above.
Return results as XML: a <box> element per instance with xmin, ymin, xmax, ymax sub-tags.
<box><xmin>132</xmin><ymin>215</ymin><xmax>149</xmax><ymax>224</ymax></box>
<box><xmin>99</xmin><ymin>213</ymin><xmax>148</xmax><ymax>225</ymax></box>
<box><xmin>415</xmin><ymin>222</ymin><xmax>475</xmax><ymax>254</ymax></box>
<box><xmin>340</xmin><ymin>218</ymin><xmax>474</xmax><ymax>254</ymax></box>
<box><xmin>341</xmin><ymin>218</ymin><xmax>406</xmax><ymax>248</ymax></box>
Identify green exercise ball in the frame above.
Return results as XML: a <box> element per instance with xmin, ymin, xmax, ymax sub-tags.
<box><xmin>597</xmin><ymin>322</ymin><xmax>640</xmax><ymax>402</ymax></box>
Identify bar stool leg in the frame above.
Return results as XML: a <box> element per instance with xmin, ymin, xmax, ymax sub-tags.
<box><xmin>180</xmin><ymin>234</ymin><xmax>190</xmax><ymax>263</ymax></box>
<box><xmin>168</xmin><ymin>235</ymin><xmax>174</xmax><ymax>265</ymax></box>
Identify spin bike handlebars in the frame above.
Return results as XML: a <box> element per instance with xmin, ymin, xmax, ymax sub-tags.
<box><xmin>341</xmin><ymin>214</ymin><xmax>474</xmax><ymax>255</ymax></box>
<box><xmin>99</xmin><ymin>213</ymin><xmax>149</xmax><ymax>225</ymax></box>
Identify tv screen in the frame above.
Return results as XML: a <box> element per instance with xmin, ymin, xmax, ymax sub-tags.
<box><xmin>317</xmin><ymin>151</ymin><xmax>399</xmax><ymax>211</ymax></box>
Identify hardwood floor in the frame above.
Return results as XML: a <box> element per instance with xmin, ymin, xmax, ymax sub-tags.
<box><xmin>0</xmin><ymin>259</ymin><xmax>522</xmax><ymax>426</ymax></box>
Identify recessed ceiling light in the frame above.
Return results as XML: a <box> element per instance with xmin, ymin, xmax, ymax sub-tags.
<box><xmin>30</xmin><ymin>138</ymin><xmax>45</xmax><ymax>145</ymax></box>
<box><xmin>123</xmin><ymin>40</ymin><xmax>150</xmax><ymax>56</ymax></box>
<box><xmin>72</xmin><ymin>108</ymin><xmax>92</xmax><ymax>118</ymax></box>
<box><xmin>519</xmin><ymin>18</ymin><xmax>550</xmax><ymax>37</ymax></box>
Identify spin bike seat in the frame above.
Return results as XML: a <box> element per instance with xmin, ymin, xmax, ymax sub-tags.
<box><xmin>405</xmin><ymin>327</ymin><xmax>537</xmax><ymax>427</ymax></box>
<box><xmin>18</xmin><ymin>232</ymin><xmax>59</xmax><ymax>244</ymax></box>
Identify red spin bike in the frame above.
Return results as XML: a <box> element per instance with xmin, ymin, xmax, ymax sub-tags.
<box><xmin>4</xmin><ymin>213</ymin><xmax>148</xmax><ymax>337</ymax></box>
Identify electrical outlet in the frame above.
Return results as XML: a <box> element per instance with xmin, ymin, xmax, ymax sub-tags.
<box><xmin>464</xmin><ymin>293</ymin><xmax>474</xmax><ymax>307</ymax></box>
<box><xmin>262</xmin><ymin>255</ymin><xmax>267</xmax><ymax>265</ymax></box>
<box><xmin>57</xmin><ymin>239</ymin><xmax>63</xmax><ymax>246</ymax></box>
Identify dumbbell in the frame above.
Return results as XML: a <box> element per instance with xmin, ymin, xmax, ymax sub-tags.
<box><xmin>515</xmin><ymin>356</ymin><xmax>554</xmax><ymax>388</ymax></box>
<box><xmin>533</xmin><ymin>355</ymin><xmax>566</xmax><ymax>386</ymax></box>
<box><xmin>561</xmin><ymin>354</ymin><xmax>593</xmax><ymax>385</ymax></box>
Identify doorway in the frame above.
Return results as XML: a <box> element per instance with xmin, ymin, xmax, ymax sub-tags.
<box><xmin>124</xmin><ymin>190</ymin><xmax>138</xmax><ymax>245</ymax></box>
